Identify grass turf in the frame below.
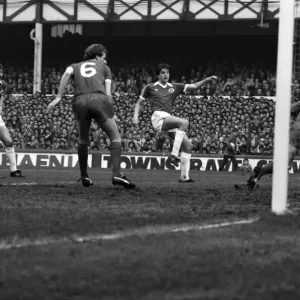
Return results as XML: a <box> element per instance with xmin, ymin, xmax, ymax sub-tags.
<box><xmin>0</xmin><ymin>169</ymin><xmax>299</xmax><ymax>300</ymax></box>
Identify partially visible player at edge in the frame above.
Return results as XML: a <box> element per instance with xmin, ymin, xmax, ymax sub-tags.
<box><xmin>237</xmin><ymin>100</ymin><xmax>300</xmax><ymax>190</ymax></box>
<box><xmin>47</xmin><ymin>44</ymin><xmax>135</xmax><ymax>188</ymax></box>
<box><xmin>133</xmin><ymin>63</ymin><xmax>217</xmax><ymax>182</ymax></box>
<box><xmin>0</xmin><ymin>63</ymin><xmax>24</xmax><ymax>178</ymax></box>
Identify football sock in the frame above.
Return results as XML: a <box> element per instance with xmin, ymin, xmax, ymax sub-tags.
<box><xmin>171</xmin><ymin>130</ymin><xmax>185</xmax><ymax>157</ymax></box>
<box><xmin>78</xmin><ymin>144</ymin><xmax>89</xmax><ymax>178</ymax></box>
<box><xmin>110</xmin><ymin>142</ymin><xmax>122</xmax><ymax>177</ymax></box>
<box><xmin>5</xmin><ymin>147</ymin><xmax>17</xmax><ymax>172</ymax></box>
<box><xmin>180</xmin><ymin>152</ymin><xmax>191</xmax><ymax>180</ymax></box>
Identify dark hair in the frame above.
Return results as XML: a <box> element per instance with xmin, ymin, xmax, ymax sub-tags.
<box><xmin>83</xmin><ymin>44</ymin><xmax>107</xmax><ymax>61</ymax></box>
<box><xmin>156</xmin><ymin>63</ymin><xmax>170</xmax><ymax>75</ymax></box>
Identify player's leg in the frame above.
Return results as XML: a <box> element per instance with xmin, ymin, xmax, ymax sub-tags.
<box><xmin>167</xmin><ymin>131</ymin><xmax>194</xmax><ymax>183</ymax></box>
<box><xmin>230</xmin><ymin>155</ymin><xmax>239</xmax><ymax>171</ymax></box>
<box><xmin>100</xmin><ymin>117</ymin><xmax>135</xmax><ymax>189</ymax></box>
<box><xmin>244</xmin><ymin>145</ymin><xmax>297</xmax><ymax>190</ymax></box>
<box><xmin>77</xmin><ymin>119</ymin><xmax>92</xmax><ymax>182</ymax></box>
<box><xmin>0</xmin><ymin>125</ymin><xmax>23</xmax><ymax>177</ymax></box>
<box><xmin>179</xmin><ymin>135</ymin><xmax>194</xmax><ymax>183</ymax></box>
<box><xmin>100</xmin><ymin>117</ymin><xmax>122</xmax><ymax>177</ymax></box>
<box><xmin>161</xmin><ymin>116</ymin><xmax>189</xmax><ymax>166</ymax></box>
<box><xmin>244</xmin><ymin>162</ymin><xmax>273</xmax><ymax>190</ymax></box>
<box><xmin>92</xmin><ymin>95</ymin><xmax>135</xmax><ymax>189</ymax></box>
<box><xmin>73</xmin><ymin>97</ymin><xmax>93</xmax><ymax>187</ymax></box>
<box><xmin>219</xmin><ymin>155</ymin><xmax>229</xmax><ymax>171</ymax></box>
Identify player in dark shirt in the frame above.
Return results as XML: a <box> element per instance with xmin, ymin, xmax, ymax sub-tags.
<box><xmin>47</xmin><ymin>44</ymin><xmax>135</xmax><ymax>188</ymax></box>
<box><xmin>133</xmin><ymin>63</ymin><xmax>217</xmax><ymax>182</ymax></box>
<box><xmin>0</xmin><ymin>63</ymin><xmax>24</xmax><ymax>178</ymax></box>
<box><xmin>235</xmin><ymin>101</ymin><xmax>300</xmax><ymax>190</ymax></box>
<box><xmin>219</xmin><ymin>128</ymin><xmax>239</xmax><ymax>171</ymax></box>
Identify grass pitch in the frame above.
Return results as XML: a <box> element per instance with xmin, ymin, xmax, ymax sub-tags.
<box><xmin>0</xmin><ymin>169</ymin><xmax>300</xmax><ymax>300</ymax></box>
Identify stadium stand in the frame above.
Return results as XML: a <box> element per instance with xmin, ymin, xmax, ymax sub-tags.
<box><xmin>0</xmin><ymin>63</ymin><xmax>279</xmax><ymax>155</ymax></box>
<box><xmin>1</xmin><ymin>31</ymin><xmax>298</xmax><ymax>154</ymax></box>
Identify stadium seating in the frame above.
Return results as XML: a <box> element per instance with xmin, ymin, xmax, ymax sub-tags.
<box><xmin>1</xmin><ymin>61</ymin><xmax>295</xmax><ymax>154</ymax></box>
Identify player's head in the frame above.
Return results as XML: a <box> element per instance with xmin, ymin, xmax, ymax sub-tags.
<box><xmin>83</xmin><ymin>44</ymin><xmax>107</xmax><ymax>61</ymax></box>
<box><xmin>156</xmin><ymin>63</ymin><xmax>170</xmax><ymax>84</ymax></box>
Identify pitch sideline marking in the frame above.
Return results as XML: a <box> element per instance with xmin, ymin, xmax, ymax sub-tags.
<box><xmin>0</xmin><ymin>217</ymin><xmax>259</xmax><ymax>251</ymax></box>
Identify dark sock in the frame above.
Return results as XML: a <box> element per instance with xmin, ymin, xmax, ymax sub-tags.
<box><xmin>110</xmin><ymin>142</ymin><xmax>122</xmax><ymax>177</ymax></box>
<box><xmin>78</xmin><ymin>144</ymin><xmax>88</xmax><ymax>178</ymax></box>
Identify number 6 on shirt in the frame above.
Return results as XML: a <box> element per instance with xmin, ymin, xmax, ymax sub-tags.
<box><xmin>80</xmin><ymin>62</ymin><xmax>97</xmax><ymax>78</ymax></box>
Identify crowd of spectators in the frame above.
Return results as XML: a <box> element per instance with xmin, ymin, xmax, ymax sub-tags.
<box><xmin>1</xmin><ymin>61</ymin><xmax>299</xmax><ymax>155</ymax></box>
<box><xmin>0</xmin><ymin>61</ymin><xmax>284</xmax><ymax>97</ymax></box>
<box><xmin>0</xmin><ymin>91</ymin><xmax>277</xmax><ymax>155</ymax></box>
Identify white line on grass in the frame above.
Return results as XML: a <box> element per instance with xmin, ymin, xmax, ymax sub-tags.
<box><xmin>0</xmin><ymin>217</ymin><xmax>259</xmax><ymax>251</ymax></box>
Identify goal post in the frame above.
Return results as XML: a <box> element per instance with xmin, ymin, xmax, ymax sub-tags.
<box><xmin>272</xmin><ymin>0</ymin><xmax>295</xmax><ymax>214</ymax></box>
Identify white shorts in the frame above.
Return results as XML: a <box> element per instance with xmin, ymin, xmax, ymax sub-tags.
<box><xmin>0</xmin><ymin>115</ymin><xmax>5</xmax><ymax>128</ymax></box>
<box><xmin>151</xmin><ymin>111</ymin><xmax>171</xmax><ymax>132</ymax></box>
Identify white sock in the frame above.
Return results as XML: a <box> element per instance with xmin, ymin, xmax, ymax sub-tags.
<box><xmin>180</xmin><ymin>152</ymin><xmax>191</xmax><ymax>180</ymax></box>
<box><xmin>5</xmin><ymin>147</ymin><xmax>17</xmax><ymax>172</ymax></box>
<box><xmin>171</xmin><ymin>130</ymin><xmax>185</xmax><ymax>157</ymax></box>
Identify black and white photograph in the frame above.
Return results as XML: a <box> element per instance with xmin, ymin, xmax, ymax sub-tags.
<box><xmin>0</xmin><ymin>0</ymin><xmax>300</xmax><ymax>299</ymax></box>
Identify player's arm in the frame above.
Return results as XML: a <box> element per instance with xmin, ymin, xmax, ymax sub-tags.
<box><xmin>133</xmin><ymin>85</ymin><xmax>149</xmax><ymax>124</ymax></box>
<box><xmin>105</xmin><ymin>79</ymin><xmax>112</xmax><ymax>96</ymax></box>
<box><xmin>133</xmin><ymin>97</ymin><xmax>145</xmax><ymax>124</ymax></box>
<box><xmin>47</xmin><ymin>66</ymin><xmax>74</xmax><ymax>112</ymax></box>
<box><xmin>104</xmin><ymin>65</ymin><xmax>112</xmax><ymax>97</ymax></box>
<box><xmin>184</xmin><ymin>75</ymin><xmax>218</xmax><ymax>92</ymax></box>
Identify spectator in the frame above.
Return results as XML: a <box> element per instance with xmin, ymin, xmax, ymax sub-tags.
<box><xmin>128</xmin><ymin>141</ymin><xmax>137</xmax><ymax>152</ymax></box>
<box><xmin>239</xmin><ymin>158</ymin><xmax>253</xmax><ymax>173</ymax></box>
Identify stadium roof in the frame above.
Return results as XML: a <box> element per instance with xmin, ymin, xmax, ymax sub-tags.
<box><xmin>0</xmin><ymin>0</ymin><xmax>281</xmax><ymax>23</ymax></box>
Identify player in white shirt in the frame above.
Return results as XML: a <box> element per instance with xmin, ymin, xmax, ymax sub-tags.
<box><xmin>133</xmin><ymin>63</ymin><xmax>217</xmax><ymax>182</ymax></box>
<box><xmin>0</xmin><ymin>64</ymin><xmax>24</xmax><ymax>178</ymax></box>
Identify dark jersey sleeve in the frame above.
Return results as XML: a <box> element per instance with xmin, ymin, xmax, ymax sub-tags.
<box><xmin>173</xmin><ymin>83</ymin><xmax>186</xmax><ymax>96</ymax></box>
<box><xmin>140</xmin><ymin>84</ymin><xmax>151</xmax><ymax>100</ymax></box>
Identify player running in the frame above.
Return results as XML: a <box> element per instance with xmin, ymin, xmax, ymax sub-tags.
<box><xmin>133</xmin><ymin>63</ymin><xmax>217</xmax><ymax>182</ymax></box>
<box><xmin>0</xmin><ymin>63</ymin><xmax>24</xmax><ymax>178</ymax></box>
<box><xmin>235</xmin><ymin>101</ymin><xmax>300</xmax><ymax>190</ymax></box>
<box><xmin>47</xmin><ymin>44</ymin><xmax>135</xmax><ymax>189</ymax></box>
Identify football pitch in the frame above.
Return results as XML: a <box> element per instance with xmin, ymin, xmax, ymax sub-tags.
<box><xmin>0</xmin><ymin>168</ymin><xmax>300</xmax><ymax>300</ymax></box>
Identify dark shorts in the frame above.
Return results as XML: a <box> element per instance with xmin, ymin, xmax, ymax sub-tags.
<box><xmin>73</xmin><ymin>93</ymin><xmax>114</xmax><ymax>144</ymax></box>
